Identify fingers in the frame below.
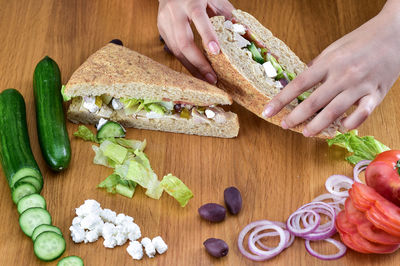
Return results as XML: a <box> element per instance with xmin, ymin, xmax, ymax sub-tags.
<box><xmin>281</xmin><ymin>79</ymin><xmax>344</xmax><ymax>129</ymax></box>
<box><xmin>262</xmin><ymin>65</ymin><xmax>327</xmax><ymax>118</ymax></box>
<box><xmin>341</xmin><ymin>94</ymin><xmax>379</xmax><ymax>130</ymax></box>
<box><xmin>208</xmin><ymin>0</ymin><xmax>235</xmax><ymax>19</ymax></box>
<box><xmin>302</xmin><ymin>90</ymin><xmax>362</xmax><ymax>137</ymax></box>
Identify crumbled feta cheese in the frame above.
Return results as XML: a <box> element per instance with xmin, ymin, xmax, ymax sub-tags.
<box><xmin>223</xmin><ymin>20</ymin><xmax>233</xmax><ymax>30</ymax></box>
<box><xmin>97</xmin><ymin>118</ymin><xmax>109</xmax><ymax>130</ymax></box>
<box><xmin>274</xmin><ymin>80</ymin><xmax>284</xmax><ymax>89</ymax></box>
<box><xmin>232</xmin><ymin>23</ymin><xmax>246</xmax><ymax>35</ymax></box>
<box><xmin>93</xmin><ymin>220</ymin><xmax>105</xmax><ymax>235</ymax></box>
<box><xmin>72</xmin><ymin>216</ymin><xmax>82</xmax><ymax>226</ymax></box>
<box><xmin>111</xmin><ymin>98</ymin><xmax>124</xmax><ymax>110</ymax></box>
<box><xmin>205</xmin><ymin>109</ymin><xmax>215</xmax><ymax>119</ymax></box>
<box><xmin>263</xmin><ymin>61</ymin><xmax>278</xmax><ymax>78</ymax></box>
<box><xmin>102</xmin><ymin>222</ymin><xmax>117</xmax><ymax>240</ymax></box>
<box><xmin>115</xmin><ymin>213</ymin><xmax>127</xmax><ymax>225</ymax></box>
<box><xmin>152</xmin><ymin>236</ymin><xmax>168</xmax><ymax>254</ymax></box>
<box><xmin>103</xmin><ymin>237</ymin><xmax>117</xmax><ymax>248</ymax></box>
<box><xmin>70</xmin><ymin>225</ymin><xmax>85</xmax><ymax>243</ymax></box>
<box><xmin>234</xmin><ymin>33</ymin><xmax>251</xmax><ymax>49</ymax></box>
<box><xmin>126</xmin><ymin>223</ymin><xmax>142</xmax><ymax>241</ymax></box>
<box><xmin>127</xmin><ymin>241</ymin><xmax>143</xmax><ymax>260</ymax></box>
<box><xmin>100</xmin><ymin>208</ymin><xmax>117</xmax><ymax>224</ymax></box>
<box><xmin>80</xmin><ymin>213</ymin><xmax>103</xmax><ymax>231</ymax></box>
<box><xmin>83</xmin><ymin>96</ymin><xmax>100</xmax><ymax>113</ymax></box>
<box><xmin>145</xmin><ymin>111</ymin><xmax>163</xmax><ymax>119</ymax></box>
<box><xmin>97</xmin><ymin>106</ymin><xmax>113</xmax><ymax>118</ymax></box>
<box><xmin>115</xmin><ymin>230</ymin><xmax>128</xmax><ymax>246</ymax></box>
<box><xmin>75</xmin><ymin>199</ymin><xmax>101</xmax><ymax>217</ymax></box>
<box><xmin>85</xmin><ymin>229</ymin><xmax>100</xmax><ymax>243</ymax></box>
<box><xmin>141</xmin><ymin>237</ymin><xmax>156</xmax><ymax>258</ymax></box>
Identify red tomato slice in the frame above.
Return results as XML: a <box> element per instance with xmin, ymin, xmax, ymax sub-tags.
<box><xmin>375</xmin><ymin>198</ymin><xmax>400</xmax><ymax>227</ymax></box>
<box><xmin>337</xmin><ymin>229</ymin><xmax>370</xmax><ymax>254</ymax></box>
<box><xmin>349</xmin><ymin>231</ymin><xmax>400</xmax><ymax>254</ymax></box>
<box><xmin>336</xmin><ymin>210</ymin><xmax>358</xmax><ymax>234</ymax></box>
<box><xmin>345</xmin><ymin>197</ymin><xmax>366</xmax><ymax>224</ymax></box>
<box><xmin>353</xmin><ymin>182</ymin><xmax>384</xmax><ymax>205</ymax></box>
<box><xmin>357</xmin><ymin>220</ymin><xmax>400</xmax><ymax>245</ymax></box>
<box><xmin>349</xmin><ymin>188</ymin><xmax>370</xmax><ymax>212</ymax></box>
<box><xmin>366</xmin><ymin>207</ymin><xmax>400</xmax><ymax>237</ymax></box>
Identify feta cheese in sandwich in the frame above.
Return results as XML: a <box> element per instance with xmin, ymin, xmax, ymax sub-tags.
<box><xmin>96</xmin><ymin>118</ymin><xmax>109</xmax><ymax>130</ymax></box>
<box><xmin>234</xmin><ymin>33</ymin><xmax>250</xmax><ymax>49</ymax></box>
<box><xmin>263</xmin><ymin>61</ymin><xmax>278</xmax><ymax>78</ymax></box>
<box><xmin>83</xmin><ymin>96</ymin><xmax>101</xmax><ymax>113</ymax></box>
<box><xmin>205</xmin><ymin>109</ymin><xmax>216</xmax><ymax>119</ymax></box>
<box><xmin>145</xmin><ymin>111</ymin><xmax>164</xmax><ymax>119</ymax></box>
<box><xmin>232</xmin><ymin>24</ymin><xmax>246</xmax><ymax>35</ymax></box>
<box><xmin>111</xmin><ymin>98</ymin><xmax>124</xmax><ymax>110</ymax></box>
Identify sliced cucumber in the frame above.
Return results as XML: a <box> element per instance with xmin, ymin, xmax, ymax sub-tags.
<box><xmin>19</xmin><ymin>207</ymin><xmax>51</xmax><ymax>237</ymax></box>
<box><xmin>247</xmin><ymin>42</ymin><xmax>265</xmax><ymax>64</ymax></box>
<box><xmin>11</xmin><ymin>182</ymin><xmax>37</xmax><ymax>204</ymax></box>
<box><xmin>17</xmin><ymin>193</ymin><xmax>46</xmax><ymax>214</ymax></box>
<box><xmin>34</xmin><ymin>231</ymin><xmax>66</xmax><ymax>261</ymax></box>
<box><xmin>57</xmin><ymin>256</ymin><xmax>84</xmax><ymax>266</ymax></box>
<box><xmin>15</xmin><ymin>176</ymin><xmax>43</xmax><ymax>192</ymax></box>
<box><xmin>32</xmin><ymin>224</ymin><xmax>62</xmax><ymax>241</ymax></box>
<box><xmin>97</xmin><ymin>121</ymin><xmax>125</xmax><ymax>139</ymax></box>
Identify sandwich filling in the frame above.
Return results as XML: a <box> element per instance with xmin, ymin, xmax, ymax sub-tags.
<box><xmin>224</xmin><ymin>19</ymin><xmax>311</xmax><ymax>103</ymax></box>
<box><xmin>76</xmin><ymin>94</ymin><xmax>232</xmax><ymax>124</ymax></box>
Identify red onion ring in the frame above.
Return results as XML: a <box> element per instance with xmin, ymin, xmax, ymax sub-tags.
<box><xmin>325</xmin><ymin>175</ymin><xmax>353</xmax><ymax>197</ymax></box>
<box><xmin>254</xmin><ymin>222</ymin><xmax>294</xmax><ymax>250</ymax></box>
<box><xmin>248</xmin><ymin>224</ymin><xmax>287</xmax><ymax>256</ymax></box>
<box><xmin>305</xmin><ymin>238</ymin><xmax>347</xmax><ymax>260</ymax></box>
<box><xmin>353</xmin><ymin>160</ymin><xmax>371</xmax><ymax>183</ymax></box>
<box><xmin>287</xmin><ymin>209</ymin><xmax>320</xmax><ymax>236</ymax></box>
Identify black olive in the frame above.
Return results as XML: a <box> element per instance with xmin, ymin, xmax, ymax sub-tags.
<box><xmin>110</xmin><ymin>39</ymin><xmax>123</xmax><ymax>46</ymax></box>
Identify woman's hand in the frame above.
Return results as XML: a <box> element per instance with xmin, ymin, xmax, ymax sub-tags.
<box><xmin>263</xmin><ymin>1</ymin><xmax>400</xmax><ymax>137</ymax></box>
<box><xmin>157</xmin><ymin>0</ymin><xmax>234</xmax><ymax>84</ymax></box>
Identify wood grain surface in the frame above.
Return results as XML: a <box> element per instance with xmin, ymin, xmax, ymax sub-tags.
<box><xmin>0</xmin><ymin>0</ymin><xmax>398</xmax><ymax>265</ymax></box>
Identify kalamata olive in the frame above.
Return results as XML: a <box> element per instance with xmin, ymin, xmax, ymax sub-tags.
<box><xmin>224</xmin><ymin>187</ymin><xmax>242</xmax><ymax>215</ymax></box>
<box><xmin>110</xmin><ymin>39</ymin><xmax>123</xmax><ymax>46</ymax></box>
<box><xmin>174</xmin><ymin>104</ymin><xmax>182</xmax><ymax>113</ymax></box>
<box><xmin>159</xmin><ymin>35</ymin><xmax>165</xmax><ymax>43</ymax></box>
<box><xmin>164</xmin><ymin>44</ymin><xmax>172</xmax><ymax>55</ymax></box>
<box><xmin>203</xmin><ymin>238</ymin><xmax>229</xmax><ymax>258</ymax></box>
<box><xmin>198</xmin><ymin>203</ymin><xmax>226</xmax><ymax>222</ymax></box>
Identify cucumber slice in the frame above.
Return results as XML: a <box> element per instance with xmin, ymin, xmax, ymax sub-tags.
<box><xmin>57</xmin><ymin>256</ymin><xmax>84</xmax><ymax>266</ymax></box>
<box><xmin>17</xmin><ymin>193</ymin><xmax>46</xmax><ymax>214</ymax></box>
<box><xmin>247</xmin><ymin>42</ymin><xmax>265</xmax><ymax>64</ymax></box>
<box><xmin>32</xmin><ymin>224</ymin><xmax>62</xmax><ymax>241</ymax></box>
<box><xmin>97</xmin><ymin>121</ymin><xmax>125</xmax><ymax>139</ymax></box>
<box><xmin>19</xmin><ymin>207</ymin><xmax>51</xmax><ymax>237</ymax></box>
<box><xmin>11</xmin><ymin>182</ymin><xmax>37</xmax><ymax>204</ymax></box>
<box><xmin>34</xmin><ymin>231</ymin><xmax>66</xmax><ymax>261</ymax></box>
<box><xmin>15</xmin><ymin>176</ymin><xmax>43</xmax><ymax>192</ymax></box>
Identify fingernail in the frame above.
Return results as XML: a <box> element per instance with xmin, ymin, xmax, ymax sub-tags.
<box><xmin>262</xmin><ymin>105</ymin><xmax>274</xmax><ymax>118</ymax></box>
<box><xmin>205</xmin><ymin>73</ymin><xmax>217</xmax><ymax>84</ymax></box>
<box><xmin>281</xmin><ymin>121</ymin><xmax>288</xmax><ymax>129</ymax></box>
<box><xmin>208</xmin><ymin>41</ymin><xmax>220</xmax><ymax>55</ymax></box>
<box><xmin>303</xmin><ymin>128</ymin><xmax>310</xmax><ymax>137</ymax></box>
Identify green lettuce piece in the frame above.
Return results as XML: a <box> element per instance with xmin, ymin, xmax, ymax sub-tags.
<box><xmin>98</xmin><ymin>173</ymin><xmax>136</xmax><ymax>197</ymax></box>
<box><xmin>73</xmin><ymin>125</ymin><xmax>99</xmax><ymax>143</ymax></box>
<box><xmin>98</xmin><ymin>173</ymin><xmax>121</xmax><ymax>193</ymax></box>
<box><xmin>92</xmin><ymin>145</ymin><xmax>111</xmax><ymax>167</ymax></box>
<box><xmin>116</xmin><ymin>183</ymin><xmax>135</xmax><ymax>198</ymax></box>
<box><xmin>160</xmin><ymin>174</ymin><xmax>193</xmax><ymax>207</ymax></box>
<box><xmin>101</xmin><ymin>140</ymin><xmax>128</xmax><ymax>165</ymax></box>
<box><xmin>327</xmin><ymin>130</ymin><xmax>390</xmax><ymax>164</ymax></box>
<box><xmin>115</xmin><ymin>138</ymin><xmax>146</xmax><ymax>151</ymax></box>
<box><xmin>61</xmin><ymin>85</ymin><xmax>71</xmax><ymax>101</ymax></box>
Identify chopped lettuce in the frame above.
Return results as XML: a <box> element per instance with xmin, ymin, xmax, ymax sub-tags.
<box><xmin>98</xmin><ymin>173</ymin><xmax>136</xmax><ymax>198</ymax></box>
<box><xmin>327</xmin><ymin>130</ymin><xmax>390</xmax><ymax>164</ymax></box>
<box><xmin>101</xmin><ymin>140</ymin><xmax>128</xmax><ymax>165</ymax></box>
<box><xmin>61</xmin><ymin>85</ymin><xmax>71</xmax><ymax>101</ymax></box>
<box><xmin>92</xmin><ymin>145</ymin><xmax>110</xmax><ymax>167</ymax></box>
<box><xmin>160</xmin><ymin>174</ymin><xmax>193</xmax><ymax>207</ymax></box>
<box><xmin>98</xmin><ymin>173</ymin><xmax>121</xmax><ymax>193</ymax></box>
<box><xmin>73</xmin><ymin>125</ymin><xmax>99</xmax><ymax>143</ymax></box>
<box><xmin>115</xmin><ymin>138</ymin><xmax>146</xmax><ymax>151</ymax></box>
<box><xmin>120</xmin><ymin>97</ymin><xmax>172</xmax><ymax>115</ymax></box>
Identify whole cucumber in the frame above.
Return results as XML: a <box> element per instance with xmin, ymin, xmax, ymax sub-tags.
<box><xmin>33</xmin><ymin>56</ymin><xmax>71</xmax><ymax>171</ymax></box>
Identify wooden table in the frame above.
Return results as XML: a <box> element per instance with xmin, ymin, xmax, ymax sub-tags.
<box><xmin>0</xmin><ymin>0</ymin><xmax>399</xmax><ymax>265</ymax></box>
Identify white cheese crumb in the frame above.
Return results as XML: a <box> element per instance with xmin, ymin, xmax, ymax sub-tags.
<box><xmin>141</xmin><ymin>237</ymin><xmax>156</xmax><ymax>258</ymax></box>
<box><xmin>232</xmin><ymin>23</ymin><xmax>246</xmax><ymax>35</ymax></box>
<box><xmin>111</xmin><ymin>98</ymin><xmax>124</xmax><ymax>110</ymax></box>
<box><xmin>145</xmin><ymin>111</ymin><xmax>163</xmax><ymax>119</ymax></box>
<box><xmin>70</xmin><ymin>225</ymin><xmax>85</xmax><ymax>243</ymax></box>
<box><xmin>75</xmin><ymin>199</ymin><xmax>101</xmax><ymax>217</ymax></box>
<box><xmin>72</xmin><ymin>216</ymin><xmax>82</xmax><ymax>226</ymax></box>
<box><xmin>83</xmin><ymin>96</ymin><xmax>100</xmax><ymax>113</ymax></box>
<box><xmin>115</xmin><ymin>230</ymin><xmax>128</xmax><ymax>246</ymax></box>
<box><xmin>100</xmin><ymin>209</ymin><xmax>117</xmax><ymax>224</ymax></box>
<box><xmin>152</xmin><ymin>236</ymin><xmax>168</xmax><ymax>254</ymax></box>
<box><xmin>85</xmin><ymin>229</ymin><xmax>100</xmax><ymax>243</ymax></box>
<box><xmin>103</xmin><ymin>237</ymin><xmax>117</xmax><ymax>248</ymax></box>
<box><xmin>80</xmin><ymin>214</ymin><xmax>103</xmax><ymax>231</ymax></box>
<box><xmin>274</xmin><ymin>80</ymin><xmax>284</xmax><ymax>89</ymax></box>
<box><xmin>263</xmin><ymin>61</ymin><xmax>278</xmax><ymax>78</ymax></box>
<box><xmin>205</xmin><ymin>109</ymin><xmax>215</xmax><ymax>119</ymax></box>
<box><xmin>102</xmin><ymin>222</ymin><xmax>117</xmax><ymax>240</ymax></box>
<box><xmin>96</xmin><ymin>118</ymin><xmax>108</xmax><ymax>130</ymax></box>
<box><xmin>127</xmin><ymin>241</ymin><xmax>143</xmax><ymax>260</ymax></box>
<box><xmin>126</xmin><ymin>223</ymin><xmax>142</xmax><ymax>241</ymax></box>
<box><xmin>234</xmin><ymin>33</ymin><xmax>250</xmax><ymax>49</ymax></box>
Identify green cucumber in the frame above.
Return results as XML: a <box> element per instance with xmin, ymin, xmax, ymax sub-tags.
<box><xmin>17</xmin><ymin>194</ymin><xmax>46</xmax><ymax>214</ymax></box>
<box><xmin>97</xmin><ymin>121</ymin><xmax>125</xmax><ymax>139</ymax></box>
<box><xmin>11</xmin><ymin>183</ymin><xmax>37</xmax><ymax>204</ymax></box>
<box><xmin>57</xmin><ymin>256</ymin><xmax>84</xmax><ymax>266</ymax></box>
<box><xmin>247</xmin><ymin>42</ymin><xmax>265</xmax><ymax>64</ymax></box>
<box><xmin>0</xmin><ymin>89</ymin><xmax>43</xmax><ymax>193</ymax></box>
<box><xmin>16</xmin><ymin>176</ymin><xmax>43</xmax><ymax>192</ymax></box>
<box><xmin>32</xmin><ymin>224</ymin><xmax>62</xmax><ymax>241</ymax></box>
<box><xmin>34</xmin><ymin>231</ymin><xmax>66</xmax><ymax>261</ymax></box>
<box><xmin>19</xmin><ymin>207</ymin><xmax>52</xmax><ymax>237</ymax></box>
<box><xmin>33</xmin><ymin>56</ymin><xmax>71</xmax><ymax>171</ymax></box>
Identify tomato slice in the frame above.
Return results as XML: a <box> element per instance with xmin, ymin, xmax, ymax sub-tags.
<box><xmin>336</xmin><ymin>210</ymin><xmax>358</xmax><ymax>234</ymax></box>
<box><xmin>357</xmin><ymin>219</ymin><xmax>400</xmax><ymax>245</ymax></box>
<box><xmin>344</xmin><ymin>197</ymin><xmax>366</xmax><ymax>224</ymax></box>
<box><xmin>349</xmin><ymin>231</ymin><xmax>400</xmax><ymax>254</ymax></box>
<box><xmin>337</xmin><ymin>229</ymin><xmax>370</xmax><ymax>254</ymax></box>
<box><xmin>349</xmin><ymin>188</ymin><xmax>370</xmax><ymax>212</ymax></box>
<box><xmin>375</xmin><ymin>198</ymin><xmax>400</xmax><ymax>227</ymax></box>
<box><xmin>366</xmin><ymin>207</ymin><xmax>400</xmax><ymax>237</ymax></box>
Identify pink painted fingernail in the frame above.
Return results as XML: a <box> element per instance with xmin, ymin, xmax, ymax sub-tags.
<box><xmin>281</xmin><ymin>121</ymin><xmax>288</xmax><ymax>129</ymax></box>
<box><xmin>205</xmin><ymin>73</ymin><xmax>217</xmax><ymax>84</ymax></box>
<box><xmin>262</xmin><ymin>105</ymin><xmax>274</xmax><ymax>118</ymax></box>
<box><xmin>208</xmin><ymin>41</ymin><xmax>220</xmax><ymax>55</ymax></box>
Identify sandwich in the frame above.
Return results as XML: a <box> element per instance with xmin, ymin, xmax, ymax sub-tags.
<box><xmin>204</xmin><ymin>10</ymin><xmax>344</xmax><ymax>138</ymax></box>
<box><xmin>63</xmin><ymin>43</ymin><xmax>239</xmax><ymax>138</ymax></box>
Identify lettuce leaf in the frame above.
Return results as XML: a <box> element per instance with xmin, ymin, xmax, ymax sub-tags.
<box><xmin>61</xmin><ymin>85</ymin><xmax>71</xmax><ymax>101</ymax></box>
<box><xmin>160</xmin><ymin>174</ymin><xmax>193</xmax><ymax>207</ymax></box>
<box><xmin>98</xmin><ymin>173</ymin><xmax>136</xmax><ymax>198</ymax></box>
<box><xmin>73</xmin><ymin>125</ymin><xmax>99</xmax><ymax>143</ymax></box>
<box><xmin>92</xmin><ymin>145</ymin><xmax>111</xmax><ymax>167</ymax></box>
<box><xmin>115</xmin><ymin>138</ymin><xmax>146</xmax><ymax>151</ymax></box>
<box><xmin>100</xmin><ymin>140</ymin><xmax>128</xmax><ymax>165</ymax></box>
<box><xmin>327</xmin><ymin>130</ymin><xmax>390</xmax><ymax>164</ymax></box>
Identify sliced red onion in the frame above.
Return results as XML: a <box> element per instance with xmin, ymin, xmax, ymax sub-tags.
<box><xmin>325</xmin><ymin>175</ymin><xmax>353</xmax><ymax>197</ymax></box>
<box><xmin>248</xmin><ymin>224</ymin><xmax>287</xmax><ymax>257</ymax></box>
<box><xmin>353</xmin><ymin>160</ymin><xmax>371</xmax><ymax>183</ymax></box>
<box><xmin>282</xmin><ymin>72</ymin><xmax>290</xmax><ymax>83</ymax></box>
<box><xmin>305</xmin><ymin>238</ymin><xmax>347</xmax><ymax>260</ymax></box>
<box><xmin>254</xmin><ymin>222</ymin><xmax>294</xmax><ymax>250</ymax></box>
<box><xmin>287</xmin><ymin>209</ymin><xmax>320</xmax><ymax>237</ymax></box>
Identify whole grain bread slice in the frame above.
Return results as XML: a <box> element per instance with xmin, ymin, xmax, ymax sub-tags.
<box><xmin>205</xmin><ymin>10</ymin><xmax>344</xmax><ymax>138</ymax></box>
<box><xmin>64</xmin><ymin>43</ymin><xmax>232</xmax><ymax>106</ymax></box>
